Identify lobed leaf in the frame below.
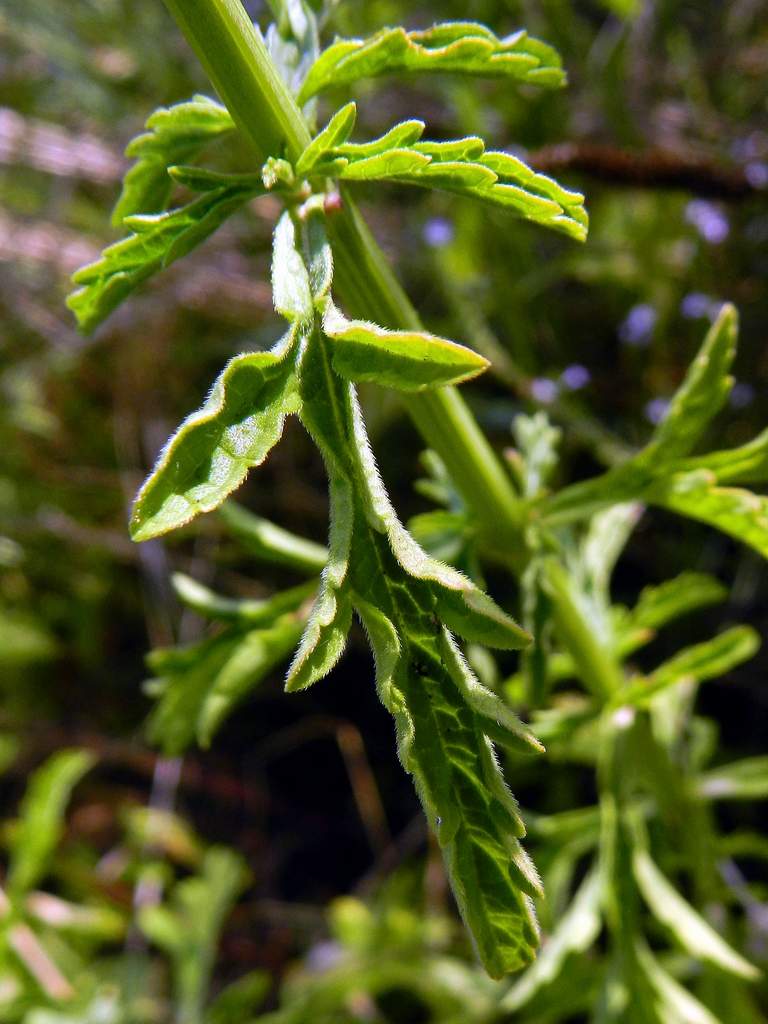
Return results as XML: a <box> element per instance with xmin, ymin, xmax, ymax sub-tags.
<box><xmin>323</xmin><ymin>301</ymin><xmax>489</xmax><ymax>392</ymax></box>
<box><xmin>298</xmin><ymin>22</ymin><xmax>566</xmax><ymax>104</ymax></box>
<box><xmin>634</xmin><ymin>847</ymin><xmax>760</xmax><ymax>980</ymax></box>
<box><xmin>68</xmin><ymin>182</ymin><xmax>261</xmax><ymax>332</ymax></box>
<box><xmin>291</xmin><ymin>289</ymin><xmax>539</xmax><ymax>974</ymax></box>
<box><xmin>130</xmin><ymin>327</ymin><xmax>300</xmax><ymax>541</ymax></box>
<box><xmin>297</xmin><ymin>112</ymin><xmax>587</xmax><ymax>241</ymax></box>
<box><xmin>112</xmin><ymin>94</ymin><xmax>234</xmax><ymax>225</ymax></box>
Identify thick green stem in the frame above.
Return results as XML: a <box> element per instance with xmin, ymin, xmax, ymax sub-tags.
<box><xmin>161</xmin><ymin>0</ymin><xmax>526</xmax><ymax>564</ymax></box>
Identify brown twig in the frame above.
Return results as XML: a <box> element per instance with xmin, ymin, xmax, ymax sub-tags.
<box><xmin>528</xmin><ymin>143</ymin><xmax>766</xmax><ymax>200</ymax></box>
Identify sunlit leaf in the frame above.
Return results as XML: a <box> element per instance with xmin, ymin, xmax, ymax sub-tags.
<box><xmin>68</xmin><ymin>182</ymin><xmax>261</xmax><ymax>332</ymax></box>
<box><xmin>298</xmin><ymin>22</ymin><xmax>566</xmax><ymax>104</ymax></box>
<box><xmin>634</xmin><ymin>848</ymin><xmax>760</xmax><ymax>980</ymax></box>
<box><xmin>296</xmin><ymin>112</ymin><xmax>588</xmax><ymax>240</ymax></box>
<box><xmin>323</xmin><ymin>301</ymin><xmax>488</xmax><ymax>391</ymax></box>
<box><xmin>112</xmin><ymin>94</ymin><xmax>234</xmax><ymax>225</ymax></box>
<box><xmin>130</xmin><ymin>328</ymin><xmax>300</xmax><ymax>541</ymax></box>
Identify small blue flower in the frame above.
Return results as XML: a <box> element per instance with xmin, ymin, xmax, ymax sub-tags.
<box><xmin>530</xmin><ymin>377</ymin><xmax>559</xmax><ymax>404</ymax></box>
<box><xmin>645</xmin><ymin>397</ymin><xmax>670</xmax><ymax>425</ymax></box>
<box><xmin>619</xmin><ymin>304</ymin><xmax>656</xmax><ymax>347</ymax></box>
<box><xmin>680</xmin><ymin>292</ymin><xmax>716</xmax><ymax>319</ymax></box>
<box><xmin>423</xmin><ymin>216</ymin><xmax>454</xmax><ymax>247</ymax></box>
<box><xmin>560</xmin><ymin>364</ymin><xmax>591</xmax><ymax>390</ymax></box>
<box><xmin>730</xmin><ymin>382</ymin><xmax>755</xmax><ymax>410</ymax></box>
<box><xmin>685</xmin><ymin>200</ymin><xmax>729</xmax><ymax>244</ymax></box>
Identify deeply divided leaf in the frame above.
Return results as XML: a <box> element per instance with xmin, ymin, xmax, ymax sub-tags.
<box><xmin>298</xmin><ymin>22</ymin><xmax>566</xmax><ymax>103</ymax></box>
<box><xmin>68</xmin><ymin>182</ymin><xmax>261</xmax><ymax>332</ymax></box>
<box><xmin>113</xmin><ymin>95</ymin><xmax>235</xmax><ymax>225</ymax></box>
<box><xmin>296</xmin><ymin>111</ymin><xmax>587</xmax><ymax>241</ymax></box>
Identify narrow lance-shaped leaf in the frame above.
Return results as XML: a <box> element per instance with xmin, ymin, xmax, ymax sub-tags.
<box><xmin>501</xmin><ymin>869</ymin><xmax>602</xmax><ymax>1011</ymax></box>
<box><xmin>8</xmin><ymin>749</ymin><xmax>94</xmax><ymax>898</ymax></box>
<box><xmin>697</xmin><ymin>757</ymin><xmax>768</xmax><ymax>801</ymax></box>
<box><xmin>68</xmin><ymin>181</ymin><xmax>262</xmax><ymax>332</ymax></box>
<box><xmin>323</xmin><ymin>301</ymin><xmax>489</xmax><ymax>391</ymax></box>
<box><xmin>615</xmin><ymin>625</ymin><xmax>759</xmax><ymax>708</ymax></box>
<box><xmin>633</xmin><ymin>847</ymin><xmax>760</xmax><ymax>980</ymax></box>
<box><xmin>639</xmin><ymin>303</ymin><xmax>737</xmax><ymax>465</ymax></box>
<box><xmin>648</xmin><ymin>471</ymin><xmax>768</xmax><ymax>562</ymax></box>
<box><xmin>298</xmin><ymin>22</ymin><xmax>566</xmax><ymax>104</ymax></box>
<box><xmin>113</xmin><ymin>94</ymin><xmax>235</xmax><ymax>225</ymax></box>
<box><xmin>218</xmin><ymin>503</ymin><xmax>328</xmax><ymax>574</ymax></box>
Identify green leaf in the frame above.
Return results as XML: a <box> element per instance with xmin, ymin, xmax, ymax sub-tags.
<box><xmin>641</xmin><ymin>304</ymin><xmax>738</xmax><ymax>465</ymax></box>
<box><xmin>616</xmin><ymin>626</ymin><xmax>759</xmax><ymax>707</ymax></box>
<box><xmin>130</xmin><ymin>327</ymin><xmax>300</xmax><ymax>541</ymax></box>
<box><xmin>297</xmin><ymin>112</ymin><xmax>588</xmax><ymax>241</ymax></box>
<box><xmin>68</xmin><ymin>182</ymin><xmax>261</xmax><ymax>332</ymax></box>
<box><xmin>323</xmin><ymin>301</ymin><xmax>489</xmax><ymax>392</ymax></box>
<box><xmin>635</xmin><ymin>940</ymin><xmax>723</xmax><ymax>1024</ymax></box>
<box><xmin>633</xmin><ymin>847</ymin><xmax>759</xmax><ymax>980</ymax></box>
<box><xmin>139</xmin><ymin>847</ymin><xmax>247</xmax><ymax>1023</ymax></box>
<box><xmin>619</xmin><ymin>572</ymin><xmax>727</xmax><ymax>635</ymax></box>
<box><xmin>298</xmin><ymin>22</ymin><xmax>566</xmax><ymax>104</ymax></box>
<box><xmin>501</xmin><ymin>869</ymin><xmax>602</xmax><ymax>1011</ymax></box>
<box><xmin>512</xmin><ymin>412</ymin><xmax>562</xmax><ymax>498</ymax></box>
<box><xmin>147</xmin><ymin>618</ymin><xmax>302</xmax><ymax>753</ymax></box>
<box><xmin>206</xmin><ymin>971</ymin><xmax>270</xmax><ymax>1024</ymax></box>
<box><xmin>292</xmin><ymin>298</ymin><xmax>539</xmax><ymax>975</ymax></box>
<box><xmin>198</xmin><ymin>619</ymin><xmax>304</xmax><ymax>745</ymax></box>
<box><xmin>295</xmin><ymin>101</ymin><xmax>357</xmax><ymax>176</ymax></box>
<box><xmin>218</xmin><ymin>503</ymin><xmax>328</xmax><ymax>574</ymax></box>
<box><xmin>112</xmin><ymin>94</ymin><xmax>234</xmax><ymax>225</ymax></box>
<box><xmin>674</xmin><ymin>426</ymin><xmax>768</xmax><ymax>485</ymax></box>
<box><xmin>649</xmin><ymin>472</ymin><xmax>768</xmax><ymax>561</ymax></box>
<box><xmin>8</xmin><ymin>749</ymin><xmax>94</xmax><ymax>898</ymax></box>
<box><xmin>697</xmin><ymin>757</ymin><xmax>768</xmax><ymax>801</ymax></box>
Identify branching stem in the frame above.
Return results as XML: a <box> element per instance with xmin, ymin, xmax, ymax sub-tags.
<box><xmin>161</xmin><ymin>0</ymin><xmax>526</xmax><ymax>566</ymax></box>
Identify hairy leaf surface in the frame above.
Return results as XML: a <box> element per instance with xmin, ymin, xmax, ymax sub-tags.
<box><xmin>113</xmin><ymin>94</ymin><xmax>235</xmax><ymax>225</ymax></box>
<box><xmin>69</xmin><ymin>182</ymin><xmax>261</xmax><ymax>332</ymax></box>
<box><xmin>298</xmin><ymin>22</ymin><xmax>566</xmax><ymax>103</ymax></box>
<box><xmin>130</xmin><ymin>328</ymin><xmax>300</xmax><ymax>541</ymax></box>
<box><xmin>323</xmin><ymin>302</ymin><xmax>488</xmax><ymax>391</ymax></box>
<box><xmin>297</xmin><ymin>111</ymin><xmax>587</xmax><ymax>240</ymax></box>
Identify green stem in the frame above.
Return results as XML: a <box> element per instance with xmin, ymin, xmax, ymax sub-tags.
<box><xmin>161</xmin><ymin>0</ymin><xmax>526</xmax><ymax>564</ymax></box>
<box><xmin>542</xmin><ymin>558</ymin><xmax>622</xmax><ymax>700</ymax></box>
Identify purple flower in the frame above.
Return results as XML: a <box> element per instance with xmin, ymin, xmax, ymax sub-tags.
<box><xmin>645</xmin><ymin>398</ymin><xmax>670</xmax><ymax>425</ymax></box>
<box><xmin>730</xmin><ymin>382</ymin><xmax>755</xmax><ymax>410</ymax></box>
<box><xmin>619</xmin><ymin>304</ymin><xmax>656</xmax><ymax>347</ymax></box>
<box><xmin>685</xmin><ymin>200</ymin><xmax>729</xmax><ymax>244</ymax></box>
<box><xmin>422</xmin><ymin>216</ymin><xmax>454</xmax><ymax>247</ymax></box>
<box><xmin>680</xmin><ymin>292</ymin><xmax>722</xmax><ymax>320</ymax></box>
<box><xmin>746</xmin><ymin>162</ymin><xmax>768</xmax><ymax>189</ymax></box>
<box><xmin>560</xmin><ymin>364</ymin><xmax>591</xmax><ymax>390</ymax></box>
<box><xmin>530</xmin><ymin>377</ymin><xmax>559</xmax><ymax>404</ymax></box>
